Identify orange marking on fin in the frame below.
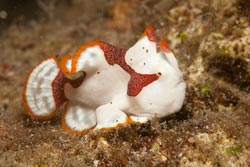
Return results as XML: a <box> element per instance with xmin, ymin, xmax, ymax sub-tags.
<box><xmin>60</xmin><ymin>54</ymin><xmax>72</xmax><ymax>74</ymax></box>
<box><xmin>99</xmin><ymin>117</ymin><xmax>133</xmax><ymax>131</ymax></box>
<box><xmin>22</xmin><ymin>56</ymin><xmax>59</xmax><ymax>120</ymax></box>
<box><xmin>71</xmin><ymin>41</ymin><xmax>101</xmax><ymax>74</ymax></box>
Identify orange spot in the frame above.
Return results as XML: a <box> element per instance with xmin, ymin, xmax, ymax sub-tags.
<box><xmin>139</xmin><ymin>26</ymin><xmax>156</xmax><ymax>42</ymax></box>
<box><xmin>22</xmin><ymin>56</ymin><xmax>59</xmax><ymax>120</ymax></box>
<box><xmin>125</xmin><ymin>116</ymin><xmax>133</xmax><ymax>124</ymax></box>
<box><xmin>160</xmin><ymin>40</ymin><xmax>170</xmax><ymax>53</ymax></box>
<box><xmin>71</xmin><ymin>41</ymin><xmax>101</xmax><ymax>74</ymax></box>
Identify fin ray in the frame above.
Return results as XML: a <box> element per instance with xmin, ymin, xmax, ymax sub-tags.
<box><xmin>62</xmin><ymin>102</ymin><xmax>96</xmax><ymax>134</ymax></box>
<box><xmin>22</xmin><ymin>56</ymin><xmax>66</xmax><ymax>120</ymax></box>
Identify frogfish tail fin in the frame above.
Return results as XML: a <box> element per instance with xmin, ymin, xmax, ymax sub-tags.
<box><xmin>22</xmin><ymin>56</ymin><xmax>68</xmax><ymax>120</ymax></box>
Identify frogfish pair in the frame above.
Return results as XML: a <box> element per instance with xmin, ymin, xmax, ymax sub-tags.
<box><xmin>22</xmin><ymin>26</ymin><xmax>186</xmax><ymax>134</ymax></box>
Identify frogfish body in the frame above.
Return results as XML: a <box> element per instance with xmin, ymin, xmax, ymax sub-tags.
<box><xmin>22</xmin><ymin>26</ymin><xmax>186</xmax><ymax>134</ymax></box>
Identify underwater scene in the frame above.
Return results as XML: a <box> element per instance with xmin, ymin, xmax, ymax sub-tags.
<box><xmin>0</xmin><ymin>0</ymin><xmax>249</xmax><ymax>166</ymax></box>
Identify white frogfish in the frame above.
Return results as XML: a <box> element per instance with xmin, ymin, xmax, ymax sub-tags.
<box><xmin>22</xmin><ymin>26</ymin><xmax>186</xmax><ymax>134</ymax></box>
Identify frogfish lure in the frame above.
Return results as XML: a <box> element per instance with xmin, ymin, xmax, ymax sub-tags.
<box><xmin>22</xmin><ymin>26</ymin><xmax>186</xmax><ymax>134</ymax></box>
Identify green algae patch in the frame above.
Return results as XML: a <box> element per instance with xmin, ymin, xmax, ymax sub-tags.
<box><xmin>177</xmin><ymin>31</ymin><xmax>188</xmax><ymax>41</ymax></box>
<box><xmin>226</xmin><ymin>145</ymin><xmax>243</xmax><ymax>155</ymax></box>
<box><xmin>200</xmin><ymin>85</ymin><xmax>210</xmax><ymax>93</ymax></box>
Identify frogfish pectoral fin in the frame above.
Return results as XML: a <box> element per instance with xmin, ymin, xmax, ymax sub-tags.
<box><xmin>95</xmin><ymin>104</ymin><xmax>129</xmax><ymax>129</ymax></box>
<box><xmin>62</xmin><ymin>102</ymin><xmax>97</xmax><ymax>134</ymax></box>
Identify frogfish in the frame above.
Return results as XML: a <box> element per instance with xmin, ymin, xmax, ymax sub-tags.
<box><xmin>22</xmin><ymin>26</ymin><xmax>186</xmax><ymax>134</ymax></box>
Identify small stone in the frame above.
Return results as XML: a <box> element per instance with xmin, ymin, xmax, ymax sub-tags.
<box><xmin>93</xmin><ymin>160</ymin><xmax>99</xmax><ymax>167</ymax></box>
<box><xmin>161</xmin><ymin>155</ymin><xmax>167</xmax><ymax>162</ymax></box>
<box><xmin>98</xmin><ymin>137</ymin><xmax>109</xmax><ymax>146</ymax></box>
<box><xmin>0</xmin><ymin>10</ymin><xmax>7</xmax><ymax>19</ymax></box>
<box><xmin>188</xmin><ymin>137</ymin><xmax>195</xmax><ymax>144</ymax></box>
